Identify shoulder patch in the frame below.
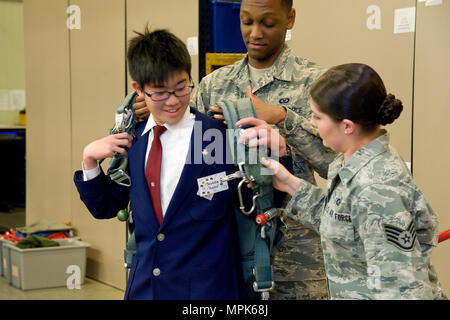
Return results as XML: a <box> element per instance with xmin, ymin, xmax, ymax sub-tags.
<box><xmin>383</xmin><ymin>220</ymin><xmax>417</xmax><ymax>251</ymax></box>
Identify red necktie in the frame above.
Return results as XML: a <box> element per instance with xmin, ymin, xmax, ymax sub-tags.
<box><xmin>145</xmin><ymin>125</ymin><xmax>167</xmax><ymax>225</ymax></box>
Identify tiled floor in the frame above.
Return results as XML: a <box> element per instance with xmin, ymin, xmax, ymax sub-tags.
<box><xmin>0</xmin><ymin>275</ymin><xmax>124</xmax><ymax>300</ymax></box>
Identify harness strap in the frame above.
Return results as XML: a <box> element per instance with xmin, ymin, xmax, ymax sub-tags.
<box><xmin>217</xmin><ymin>98</ymin><xmax>277</xmax><ymax>299</ymax></box>
<box><xmin>107</xmin><ymin>92</ymin><xmax>138</xmax><ymax>187</ymax></box>
<box><xmin>107</xmin><ymin>92</ymin><xmax>138</xmax><ymax>269</ymax></box>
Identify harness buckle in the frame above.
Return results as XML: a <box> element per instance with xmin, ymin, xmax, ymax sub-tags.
<box><xmin>109</xmin><ymin>169</ymin><xmax>132</xmax><ymax>187</ymax></box>
<box><xmin>111</xmin><ymin>108</ymin><xmax>136</xmax><ymax>136</ymax></box>
<box><xmin>220</xmin><ymin>171</ymin><xmax>243</xmax><ymax>182</ymax></box>
<box><xmin>221</xmin><ymin>162</ymin><xmax>260</xmax><ymax>215</ymax></box>
<box><xmin>252</xmin><ymin>278</ymin><xmax>274</xmax><ymax>300</ymax></box>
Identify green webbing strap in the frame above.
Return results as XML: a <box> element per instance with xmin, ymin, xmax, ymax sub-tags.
<box><xmin>221</xmin><ymin>99</ymin><xmax>267</xmax><ymax>184</ymax></box>
<box><xmin>124</xmin><ymin>226</ymin><xmax>136</xmax><ymax>268</ymax></box>
<box><xmin>107</xmin><ymin>92</ymin><xmax>138</xmax><ymax>270</ymax></box>
<box><xmin>219</xmin><ymin>98</ymin><xmax>273</xmax><ymax>210</ymax></box>
<box><xmin>107</xmin><ymin>92</ymin><xmax>139</xmax><ymax>187</ymax></box>
<box><xmin>217</xmin><ymin>98</ymin><xmax>276</xmax><ymax>299</ymax></box>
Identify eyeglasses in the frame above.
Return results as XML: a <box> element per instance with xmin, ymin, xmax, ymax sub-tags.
<box><xmin>143</xmin><ymin>83</ymin><xmax>195</xmax><ymax>102</ymax></box>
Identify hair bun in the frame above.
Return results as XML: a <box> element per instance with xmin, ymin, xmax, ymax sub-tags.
<box><xmin>376</xmin><ymin>94</ymin><xmax>403</xmax><ymax>125</ymax></box>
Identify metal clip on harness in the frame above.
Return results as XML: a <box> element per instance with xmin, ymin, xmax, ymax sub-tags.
<box><xmin>222</xmin><ymin>162</ymin><xmax>261</xmax><ymax>215</ymax></box>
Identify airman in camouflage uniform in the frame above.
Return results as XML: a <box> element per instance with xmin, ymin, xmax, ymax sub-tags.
<box><xmin>190</xmin><ymin>44</ymin><xmax>336</xmax><ymax>299</ymax></box>
<box><xmin>282</xmin><ymin>130</ymin><xmax>447</xmax><ymax>299</ymax></box>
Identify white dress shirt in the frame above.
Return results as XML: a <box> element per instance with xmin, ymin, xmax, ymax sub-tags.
<box><xmin>83</xmin><ymin>107</ymin><xmax>195</xmax><ymax>217</ymax></box>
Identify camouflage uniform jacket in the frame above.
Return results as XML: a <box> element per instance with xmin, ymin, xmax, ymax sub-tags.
<box><xmin>191</xmin><ymin>44</ymin><xmax>336</xmax><ymax>299</ymax></box>
<box><xmin>284</xmin><ymin>131</ymin><xmax>447</xmax><ymax>299</ymax></box>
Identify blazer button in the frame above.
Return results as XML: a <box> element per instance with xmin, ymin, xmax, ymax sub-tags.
<box><xmin>153</xmin><ymin>268</ymin><xmax>161</xmax><ymax>277</ymax></box>
<box><xmin>157</xmin><ymin>233</ymin><xmax>165</xmax><ymax>241</ymax></box>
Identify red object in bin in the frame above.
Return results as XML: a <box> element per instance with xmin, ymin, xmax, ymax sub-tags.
<box><xmin>46</xmin><ymin>231</ymin><xmax>69</xmax><ymax>240</ymax></box>
<box><xmin>438</xmin><ymin>229</ymin><xmax>450</xmax><ymax>243</ymax></box>
<box><xmin>1</xmin><ymin>229</ymin><xmax>24</xmax><ymax>243</ymax></box>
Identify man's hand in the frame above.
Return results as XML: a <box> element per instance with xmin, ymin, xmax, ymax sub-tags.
<box><xmin>246</xmin><ymin>86</ymin><xmax>286</xmax><ymax>124</ymax></box>
<box><xmin>133</xmin><ymin>94</ymin><xmax>150</xmax><ymax>121</ymax></box>
<box><xmin>82</xmin><ymin>132</ymin><xmax>133</xmax><ymax>170</ymax></box>
<box><xmin>236</xmin><ymin>117</ymin><xmax>287</xmax><ymax>157</ymax></box>
<box><xmin>209</xmin><ymin>105</ymin><xmax>227</xmax><ymax>125</ymax></box>
<box><xmin>208</xmin><ymin>86</ymin><xmax>287</xmax><ymax>125</ymax></box>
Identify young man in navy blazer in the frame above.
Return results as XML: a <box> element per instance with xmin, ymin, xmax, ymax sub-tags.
<box><xmin>74</xmin><ymin>28</ymin><xmax>245</xmax><ymax>300</ymax></box>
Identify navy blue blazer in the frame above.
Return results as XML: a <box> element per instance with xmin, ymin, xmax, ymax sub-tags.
<box><xmin>74</xmin><ymin>108</ymin><xmax>245</xmax><ymax>300</ymax></box>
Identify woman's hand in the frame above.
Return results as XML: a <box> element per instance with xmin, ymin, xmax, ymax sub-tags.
<box><xmin>260</xmin><ymin>157</ymin><xmax>301</xmax><ymax>196</ymax></box>
<box><xmin>236</xmin><ymin>117</ymin><xmax>287</xmax><ymax>157</ymax></box>
<box><xmin>82</xmin><ymin>132</ymin><xmax>133</xmax><ymax>170</ymax></box>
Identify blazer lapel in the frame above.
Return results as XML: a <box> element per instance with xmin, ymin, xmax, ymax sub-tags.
<box><xmin>129</xmin><ymin>124</ymin><xmax>161</xmax><ymax>233</ymax></box>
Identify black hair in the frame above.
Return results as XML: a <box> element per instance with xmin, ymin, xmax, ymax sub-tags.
<box><xmin>310</xmin><ymin>63</ymin><xmax>403</xmax><ymax>132</ymax></box>
<box><xmin>240</xmin><ymin>0</ymin><xmax>293</xmax><ymax>12</ymax></box>
<box><xmin>281</xmin><ymin>0</ymin><xmax>293</xmax><ymax>11</ymax></box>
<box><xmin>127</xmin><ymin>26</ymin><xmax>192</xmax><ymax>90</ymax></box>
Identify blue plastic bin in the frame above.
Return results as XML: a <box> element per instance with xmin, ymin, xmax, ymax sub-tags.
<box><xmin>210</xmin><ymin>0</ymin><xmax>247</xmax><ymax>53</ymax></box>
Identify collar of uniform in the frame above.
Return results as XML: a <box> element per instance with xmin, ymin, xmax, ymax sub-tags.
<box><xmin>248</xmin><ymin>44</ymin><xmax>293</xmax><ymax>93</ymax></box>
<box><xmin>338</xmin><ymin>130</ymin><xmax>390</xmax><ymax>185</ymax></box>
<box><xmin>227</xmin><ymin>54</ymin><xmax>249</xmax><ymax>81</ymax></box>
<box><xmin>141</xmin><ymin>107</ymin><xmax>193</xmax><ymax>136</ymax></box>
<box><xmin>227</xmin><ymin>55</ymin><xmax>251</xmax><ymax>94</ymax></box>
<box><xmin>228</xmin><ymin>44</ymin><xmax>294</xmax><ymax>94</ymax></box>
<box><xmin>271</xmin><ymin>44</ymin><xmax>294</xmax><ymax>82</ymax></box>
<box><xmin>327</xmin><ymin>154</ymin><xmax>344</xmax><ymax>183</ymax></box>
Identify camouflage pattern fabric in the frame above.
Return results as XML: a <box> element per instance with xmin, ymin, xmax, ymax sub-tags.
<box><xmin>277</xmin><ymin>110</ymin><xmax>337</xmax><ymax>179</ymax></box>
<box><xmin>284</xmin><ymin>131</ymin><xmax>448</xmax><ymax>300</ymax></box>
<box><xmin>191</xmin><ymin>44</ymin><xmax>335</xmax><ymax>300</ymax></box>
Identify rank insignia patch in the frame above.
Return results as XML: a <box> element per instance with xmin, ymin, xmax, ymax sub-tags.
<box><xmin>383</xmin><ymin>220</ymin><xmax>417</xmax><ymax>251</ymax></box>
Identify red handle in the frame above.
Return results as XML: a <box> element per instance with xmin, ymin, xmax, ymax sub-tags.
<box><xmin>438</xmin><ymin>229</ymin><xmax>450</xmax><ymax>243</ymax></box>
<box><xmin>255</xmin><ymin>214</ymin><xmax>267</xmax><ymax>225</ymax></box>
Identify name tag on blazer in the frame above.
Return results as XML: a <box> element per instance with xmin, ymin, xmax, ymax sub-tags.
<box><xmin>197</xmin><ymin>171</ymin><xmax>229</xmax><ymax>200</ymax></box>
